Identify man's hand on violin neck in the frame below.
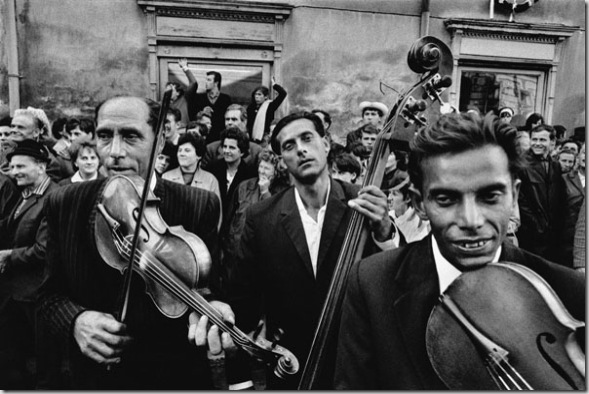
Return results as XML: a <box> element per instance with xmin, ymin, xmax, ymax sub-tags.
<box><xmin>188</xmin><ymin>301</ymin><xmax>236</xmax><ymax>355</ymax></box>
<box><xmin>73</xmin><ymin>310</ymin><xmax>132</xmax><ymax>365</ymax></box>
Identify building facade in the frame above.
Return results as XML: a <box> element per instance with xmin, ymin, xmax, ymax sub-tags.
<box><xmin>0</xmin><ymin>0</ymin><xmax>585</xmax><ymax>140</ymax></box>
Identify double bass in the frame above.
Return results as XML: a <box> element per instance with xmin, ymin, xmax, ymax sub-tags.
<box><xmin>298</xmin><ymin>35</ymin><xmax>454</xmax><ymax>389</ymax></box>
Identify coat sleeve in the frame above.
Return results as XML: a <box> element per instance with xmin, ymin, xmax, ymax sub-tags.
<box><xmin>9</xmin><ymin>215</ymin><xmax>48</xmax><ymax>269</ymax></box>
<box><xmin>36</xmin><ymin>194</ymin><xmax>86</xmax><ymax>343</ymax></box>
<box><xmin>334</xmin><ymin>259</ymin><xmax>378</xmax><ymax>389</ymax></box>
<box><xmin>183</xmin><ymin>68</ymin><xmax>199</xmax><ymax>122</ymax></box>
<box><xmin>572</xmin><ymin>199</ymin><xmax>586</xmax><ymax>269</ymax></box>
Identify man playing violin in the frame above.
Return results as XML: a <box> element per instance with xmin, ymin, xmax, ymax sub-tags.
<box><xmin>334</xmin><ymin>112</ymin><xmax>585</xmax><ymax>389</ymax></box>
<box><xmin>36</xmin><ymin>95</ymin><xmax>232</xmax><ymax>389</ymax></box>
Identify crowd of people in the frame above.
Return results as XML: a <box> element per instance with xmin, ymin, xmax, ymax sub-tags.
<box><xmin>0</xmin><ymin>60</ymin><xmax>585</xmax><ymax>389</ymax></box>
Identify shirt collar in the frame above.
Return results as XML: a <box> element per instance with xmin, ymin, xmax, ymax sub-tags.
<box><xmin>71</xmin><ymin>170</ymin><xmax>98</xmax><ymax>183</ymax></box>
<box><xmin>294</xmin><ymin>181</ymin><xmax>331</xmax><ymax>217</ymax></box>
<box><xmin>432</xmin><ymin>235</ymin><xmax>502</xmax><ymax>294</ymax></box>
<box><xmin>21</xmin><ymin>175</ymin><xmax>50</xmax><ymax>199</ymax></box>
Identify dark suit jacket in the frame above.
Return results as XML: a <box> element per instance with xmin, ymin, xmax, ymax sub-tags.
<box><xmin>0</xmin><ymin>173</ymin><xmax>19</xmax><ymax>224</ymax></box>
<box><xmin>518</xmin><ymin>152</ymin><xmax>565</xmax><ymax>261</ymax></box>
<box><xmin>209</xmin><ymin>159</ymin><xmax>257</xmax><ymax>221</ymax></box>
<box><xmin>185</xmin><ymin>89</ymin><xmax>232</xmax><ymax>143</ymax></box>
<box><xmin>561</xmin><ymin>170</ymin><xmax>585</xmax><ymax>266</ymax></box>
<box><xmin>36</xmin><ymin>177</ymin><xmax>220</xmax><ymax>389</ymax></box>
<box><xmin>335</xmin><ymin>235</ymin><xmax>585</xmax><ymax>389</ymax></box>
<box><xmin>227</xmin><ymin>179</ymin><xmax>381</xmax><ymax>389</ymax></box>
<box><xmin>0</xmin><ymin>180</ymin><xmax>57</xmax><ymax>301</ymax></box>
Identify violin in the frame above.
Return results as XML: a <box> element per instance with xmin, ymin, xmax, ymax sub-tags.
<box><xmin>298</xmin><ymin>35</ymin><xmax>454</xmax><ymax>389</ymax></box>
<box><xmin>426</xmin><ymin>262</ymin><xmax>585</xmax><ymax>390</ymax></box>
<box><xmin>94</xmin><ymin>175</ymin><xmax>298</xmax><ymax>378</ymax></box>
<box><xmin>93</xmin><ymin>88</ymin><xmax>298</xmax><ymax>379</ymax></box>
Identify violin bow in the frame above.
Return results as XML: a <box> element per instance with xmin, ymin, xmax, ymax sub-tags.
<box><xmin>115</xmin><ymin>87</ymin><xmax>173</xmax><ymax>322</ymax></box>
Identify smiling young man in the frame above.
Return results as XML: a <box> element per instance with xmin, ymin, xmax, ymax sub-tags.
<box><xmin>334</xmin><ymin>112</ymin><xmax>584</xmax><ymax>389</ymax></box>
<box><xmin>517</xmin><ymin>124</ymin><xmax>566</xmax><ymax>263</ymax></box>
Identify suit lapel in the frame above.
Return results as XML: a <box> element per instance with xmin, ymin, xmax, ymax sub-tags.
<box><xmin>316</xmin><ymin>180</ymin><xmax>348</xmax><ymax>273</ymax></box>
<box><xmin>392</xmin><ymin>236</ymin><xmax>443</xmax><ymax>386</ymax></box>
<box><xmin>570</xmin><ymin>172</ymin><xmax>585</xmax><ymax>196</ymax></box>
<box><xmin>279</xmin><ymin>188</ymin><xmax>315</xmax><ymax>278</ymax></box>
<box><xmin>12</xmin><ymin>195</ymin><xmax>38</xmax><ymax>221</ymax></box>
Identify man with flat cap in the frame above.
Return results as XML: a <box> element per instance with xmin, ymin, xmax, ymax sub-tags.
<box><xmin>0</xmin><ymin>139</ymin><xmax>58</xmax><ymax>388</ymax></box>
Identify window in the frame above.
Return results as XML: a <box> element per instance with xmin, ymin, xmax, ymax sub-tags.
<box><xmin>162</xmin><ymin>59</ymin><xmax>270</xmax><ymax>107</ymax></box>
<box><xmin>458</xmin><ymin>67</ymin><xmax>545</xmax><ymax>122</ymax></box>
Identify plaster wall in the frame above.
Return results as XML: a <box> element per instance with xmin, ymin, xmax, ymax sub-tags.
<box><xmin>7</xmin><ymin>0</ymin><xmax>149</xmax><ymax>119</ymax></box>
<box><xmin>0</xmin><ymin>0</ymin><xmax>584</xmax><ymax>135</ymax></box>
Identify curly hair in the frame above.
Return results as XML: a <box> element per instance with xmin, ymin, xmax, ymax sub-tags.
<box><xmin>409</xmin><ymin>112</ymin><xmax>525</xmax><ymax>193</ymax></box>
<box><xmin>177</xmin><ymin>131</ymin><xmax>207</xmax><ymax>157</ymax></box>
<box><xmin>220</xmin><ymin>126</ymin><xmax>250</xmax><ymax>157</ymax></box>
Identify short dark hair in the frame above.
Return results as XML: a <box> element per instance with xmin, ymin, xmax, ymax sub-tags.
<box><xmin>220</xmin><ymin>126</ymin><xmax>249</xmax><ymax>157</ymax></box>
<box><xmin>167</xmin><ymin>107</ymin><xmax>181</xmax><ymax>122</ymax></box>
<box><xmin>177</xmin><ymin>131</ymin><xmax>206</xmax><ymax>157</ymax></box>
<box><xmin>207</xmin><ymin>71</ymin><xmax>222</xmax><ymax>89</ymax></box>
<box><xmin>562</xmin><ymin>138</ymin><xmax>580</xmax><ymax>151</ymax></box>
<box><xmin>311</xmin><ymin>109</ymin><xmax>332</xmax><ymax>128</ymax></box>
<box><xmin>525</xmin><ymin>112</ymin><xmax>544</xmax><ymax>131</ymax></box>
<box><xmin>51</xmin><ymin>117</ymin><xmax>68</xmax><ymax>139</ymax></box>
<box><xmin>79</xmin><ymin>117</ymin><xmax>96</xmax><ymax>139</ymax></box>
<box><xmin>252</xmin><ymin>86</ymin><xmax>269</xmax><ymax>100</ymax></box>
<box><xmin>70</xmin><ymin>140</ymin><xmax>100</xmax><ymax>168</ymax></box>
<box><xmin>332</xmin><ymin>151</ymin><xmax>361</xmax><ymax>178</ymax></box>
<box><xmin>409</xmin><ymin>112</ymin><xmax>525</xmax><ymax>193</ymax></box>
<box><xmin>0</xmin><ymin>116</ymin><xmax>11</xmax><ymax>128</ymax></box>
<box><xmin>186</xmin><ymin>121</ymin><xmax>209</xmax><ymax>138</ymax></box>
<box><xmin>65</xmin><ymin>117</ymin><xmax>81</xmax><ymax>134</ymax></box>
<box><xmin>271</xmin><ymin>111</ymin><xmax>325</xmax><ymax>154</ymax></box>
<box><xmin>360</xmin><ymin>124</ymin><xmax>379</xmax><ymax>136</ymax></box>
<box><xmin>160</xmin><ymin>140</ymin><xmax>179</xmax><ymax>170</ymax></box>
<box><xmin>95</xmin><ymin>96</ymin><xmax>161</xmax><ymax>135</ymax></box>
<box><xmin>530</xmin><ymin>124</ymin><xmax>556</xmax><ymax>141</ymax></box>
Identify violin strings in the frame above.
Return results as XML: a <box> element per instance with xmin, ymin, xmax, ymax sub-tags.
<box><xmin>110</xmin><ymin>230</ymin><xmax>256</xmax><ymax>351</ymax></box>
<box><xmin>485</xmin><ymin>354</ymin><xmax>532</xmax><ymax>390</ymax></box>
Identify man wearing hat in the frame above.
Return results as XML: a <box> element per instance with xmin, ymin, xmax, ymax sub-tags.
<box><xmin>498</xmin><ymin>106</ymin><xmax>515</xmax><ymax>124</ymax></box>
<box><xmin>346</xmin><ymin>101</ymin><xmax>389</xmax><ymax>148</ymax></box>
<box><xmin>0</xmin><ymin>139</ymin><xmax>58</xmax><ymax>388</ymax></box>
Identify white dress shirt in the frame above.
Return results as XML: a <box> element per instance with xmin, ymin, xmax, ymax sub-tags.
<box><xmin>432</xmin><ymin>236</ymin><xmax>502</xmax><ymax>294</ymax></box>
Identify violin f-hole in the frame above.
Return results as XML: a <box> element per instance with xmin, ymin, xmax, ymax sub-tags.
<box><xmin>537</xmin><ymin>333</ymin><xmax>581</xmax><ymax>389</ymax></box>
<box><xmin>132</xmin><ymin>207</ymin><xmax>150</xmax><ymax>243</ymax></box>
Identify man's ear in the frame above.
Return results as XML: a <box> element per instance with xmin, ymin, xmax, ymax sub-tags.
<box><xmin>409</xmin><ymin>184</ymin><xmax>429</xmax><ymax>221</ymax></box>
<box><xmin>512</xmin><ymin>178</ymin><xmax>521</xmax><ymax>209</ymax></box>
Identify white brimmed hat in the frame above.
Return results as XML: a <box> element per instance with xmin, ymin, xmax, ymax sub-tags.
<box><xmin>359</xmin><ymin>101</ymin><xmax>389</xmax><ymax>117</ymax></box>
